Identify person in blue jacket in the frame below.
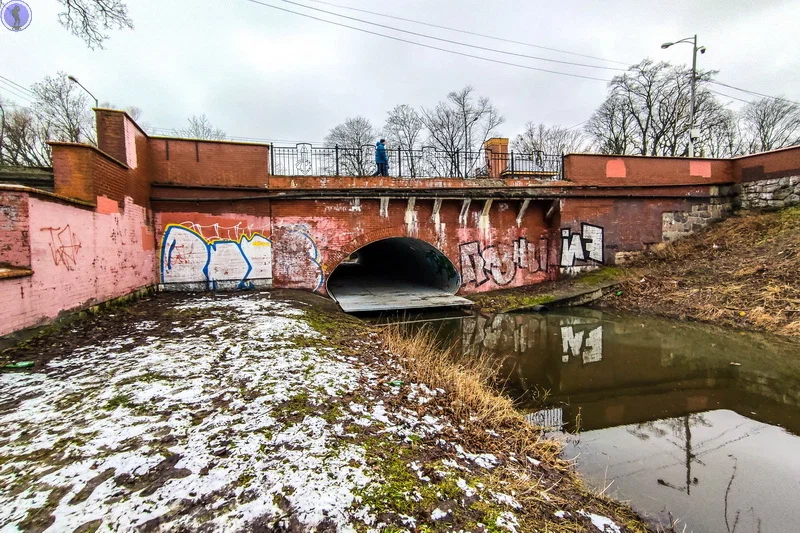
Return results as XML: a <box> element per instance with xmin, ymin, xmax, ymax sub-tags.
<box><xmin>373</xmin><ymin>139</ymin><xmax>389</xmax><ymax>176</ymax></box>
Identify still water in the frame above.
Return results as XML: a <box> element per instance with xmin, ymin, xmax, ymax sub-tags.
<box><xmin>420</xmin><ymin>308</ymin><xmax>800</xmax><ymax>532</ymax></box>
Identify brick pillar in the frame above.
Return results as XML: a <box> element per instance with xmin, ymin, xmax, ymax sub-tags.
<box><xmin>95</xmin><ymin>109</ymin><xmax>129</xmax><ymax>164</ymax></box>
<box><xmin>484</xmin><ymin>138</ymin><xmax>509</xmax><ymax>178</ymax></box>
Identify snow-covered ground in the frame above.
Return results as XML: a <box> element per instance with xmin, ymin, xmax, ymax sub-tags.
<box><xmin>0</xmin><ymin>293</ymin><xmax>627</xmax><ymax>532</ymax></box>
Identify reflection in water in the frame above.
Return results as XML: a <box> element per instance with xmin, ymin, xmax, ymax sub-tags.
<box><xmin>428</xmin><ymin>308</ymin><xmax>800</xmax><ymax>532</ymax></box>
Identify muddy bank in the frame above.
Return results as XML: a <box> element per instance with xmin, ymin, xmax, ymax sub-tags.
<box><xmin>0</xmin><ymin>291</ymin><xmax>650</xmax><ymax>532</ymax></box>
<box><xmin>599</xmin><ymin>206</ymin><xmax>800</xmax><ymax>340</ymax></box>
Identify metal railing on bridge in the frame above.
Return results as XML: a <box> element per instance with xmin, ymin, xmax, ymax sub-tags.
<box><xmin>269</xmin><ymin>144</ymin><xmax>563</xmax><ymax>180</ymax></box>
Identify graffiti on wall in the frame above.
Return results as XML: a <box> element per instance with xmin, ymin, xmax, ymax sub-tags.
<box><xmin>560</xmin><ymin>223</ymin><xmax>604</xmax><ymax>268</ymax></box>
<box><xmin>160</xmin><ymin>222</ymin><xmax>325</xmax><ymax>291</ymax></box>
<box><xmin>460</xmin><ymin>237</ymin><xmax>549</xmax><ymax>287</ymax></box>
<box><xmin>42</xmin><ymin>225</ymin><xmax>81</xmax><ymax>270</ymax></box>
<box><xmin>160</xmin><ymin>223</ymin><xmax>273</xmax><ymax>290</ymax></box>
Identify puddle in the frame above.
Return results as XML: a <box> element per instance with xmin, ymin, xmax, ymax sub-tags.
<box><xmin>417</xmin><ymin>307</ymin><xmax>800</xmax><ymax>532</ymax></box>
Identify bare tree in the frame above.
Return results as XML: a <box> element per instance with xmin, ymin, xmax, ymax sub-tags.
<box><xmin>740</xmin><ymin>97</ymin><xmax>800</xmax><ymax>153</ymax></box>
<box><xmin>0</xmin><ymin>105</ymin><xmax>53</xmax><ymax>167</ymax></box>
<box><xmin>421</xmin><ymin>86</ymin><xmax>504</xmax><ymax>177</ymax></box>
<box><xmin>324</xmin><ymin>116</ymin><xmax>378</xmax><ymax>176</ymax></box>
<box><xmin>384</xmin><ymin>105</ymin><xmax>424</xmax><ymax>176</ymax></box>
<box><xmin>585</xmin><ymin>93</ymin><xmax>636</xmax><ymax>155</ymax></box>
<box><xmin>175</xmin><ymin>114</ymin><xmax>226</xmax><ymax>140</ymax></box>
<box><xmin>512</xmin><ymin>123</ymin><xmax>587</xmax><ymax>155</ymax></box>
<box><xmin>57</xmin><ymin>0</ymin><xmax>134</xmax><ymax>49</ymax></box>
<box><xmin>32</xmin><ymin>72</ymin><xmax>96</xmax><ymax>145</ymax></box>
<box><xmin>586</xmin><ymin>60</ymin><xmax>728</xmax><ymax>157</ymax></box>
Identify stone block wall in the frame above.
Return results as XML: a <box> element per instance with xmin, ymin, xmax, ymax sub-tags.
<box><xmin>740</xmin><ymin>176</ymin><xmax>800</xmax><ymax>210</ymax></box>
<box><xmin>661</xmin><ymin>196</ymin><xmax>735</xmax><ymax>243</ymax></box>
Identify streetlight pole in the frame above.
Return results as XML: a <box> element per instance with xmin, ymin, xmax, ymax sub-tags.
<box><xmin>464</xmin><ymin>115</ymin><xmax>479</xmax><ymax>177</ymax></box>
<box><xmin>661</xmin><ymin>35</ymin><xmax>706</xmax><ymax>158</ymax></box>
<box><xmin>67</xmin><ymin>75</ymin><xmax>99</xmax><ymax>108</ymax></box>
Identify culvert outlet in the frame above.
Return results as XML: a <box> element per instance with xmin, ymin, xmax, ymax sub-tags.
<box><xmin>326</xmin><ymin>237</ymin><xmax>472</xmax><ymax>312</ymax></box>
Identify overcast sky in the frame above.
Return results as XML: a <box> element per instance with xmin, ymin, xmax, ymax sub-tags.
<box><xmin>3</xmin><ymin>0</ymin><xmax>799</xmax><ymax>145</ymax></box>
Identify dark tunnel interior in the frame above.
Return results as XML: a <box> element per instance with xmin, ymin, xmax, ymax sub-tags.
<box><xmin>326</xmin><ymin>237</ymin><xmax>461</xmax><ymax>305</ymax></box>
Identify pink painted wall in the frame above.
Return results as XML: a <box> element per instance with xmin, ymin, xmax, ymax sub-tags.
<box><xmin>0</xmin><ymin>192</ymin><xmax>156</xmax><ymax>337</ymax></box>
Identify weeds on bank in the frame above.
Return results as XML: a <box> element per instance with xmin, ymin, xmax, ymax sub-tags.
<box><xmin>379</xmin><ymin>325</ymin><xmax>651</xmax><ymax>531</ymax></box>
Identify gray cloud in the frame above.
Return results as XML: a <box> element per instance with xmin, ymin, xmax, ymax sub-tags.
<box><xmin>3</xmin><ymin>0</ymin><xmax>799</xmax><ymax>145</ymax></box>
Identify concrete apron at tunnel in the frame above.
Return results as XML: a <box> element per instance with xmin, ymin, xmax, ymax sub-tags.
<box><xmin>326</xmin><ymin>237</ymin><xmax>472</xmax><ymax>313</ymax></box>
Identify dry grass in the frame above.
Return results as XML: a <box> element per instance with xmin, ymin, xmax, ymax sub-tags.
<box><xmin>381</xmin><ymin>325</ymin><xmax>654</xmax><ymax>532</ymax></box>
<box><xmin>607</xmin><ymin>206</ymin><xmax>800</xmax><ymax>339</ymax></box>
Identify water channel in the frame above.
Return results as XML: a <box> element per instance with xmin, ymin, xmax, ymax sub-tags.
<box><xmin>386</xmin><ymin>307</ymin><xmax>800</xmax><ymax>532</ymax></box>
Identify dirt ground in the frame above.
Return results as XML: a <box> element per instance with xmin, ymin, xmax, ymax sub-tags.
<box><xmin>0</xmin><ymin>290</ymin><xmax>651</xmax><ymax>532</ymax></box>
<box><xmin>599</xmin><ymin>206</ymin><xmax>800</xmax><ymax>340</ymax></box>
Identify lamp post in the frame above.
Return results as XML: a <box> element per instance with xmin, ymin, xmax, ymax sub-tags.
<box><xmin>463</xmin><ymin>115</ymin><xmax>480</xmax><ymax>177</ymax></box>
<box><xmin>661</xmin><ymin>35</ymin><xmax>706</xmax><ymax>158</ymax></box>
<box><xmin>67</xmin><ymin>75</ymin><xmax>99</xmax><ymax>108</ymax></box>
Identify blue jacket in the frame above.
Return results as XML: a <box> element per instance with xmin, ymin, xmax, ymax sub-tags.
<box><xmin>375</xmin><ymin>141</ymin><xmax>388</xmax><ymax>164</ymax></box>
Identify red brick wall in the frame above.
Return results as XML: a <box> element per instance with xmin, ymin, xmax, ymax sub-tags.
<box><xmin>0</xmin><ymin>191</ymin><xmax>31</xmax><ymax>269</ymax></box>
<box><xmin>149</xmin><ymin>139</ymin><xmax>270</xmax><ymax>188</ymax></box>
<box><xmin>733</xmin><ymin>145</ymin><xmax>800</xmax><ymax>182</ymax></box>
<box><xmin>564</xmin><ymin>154</ymin><xmax>734</xmax><ymax>186</ymax></box>
<box><xmin>153</xmin><ymin>197</ymin><xmax>559</xmax><ymax>295</ymax></box>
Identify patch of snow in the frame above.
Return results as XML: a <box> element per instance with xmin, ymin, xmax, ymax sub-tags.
<box><xmin>579</xmin><ymin>511</ymin><xmax>622</xmax><ymax>533</ymax></box>
<box><xmin>492</xmin><ymin>491</ymin><xmax>523</xmax><ymax>510</ymax></box>
<box><xmin>431</xmin><ymin>508</ymin><xmax>450</xmax><ymax>520</ymax></box>
<box><xmin>495</xmin><ymin>511</ymin><xmax>521</xmax><ymax>533</ymax></box>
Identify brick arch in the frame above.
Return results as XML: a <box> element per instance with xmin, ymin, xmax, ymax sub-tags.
<box><xmin>322</xmin><ymin>225</ymin><xmax>454</xmax><ymax>275</ymax></box>
<box><xmin>323</xmin><ymin>226</ymin><xmax>461</xmax><ymax>296</ymax></box>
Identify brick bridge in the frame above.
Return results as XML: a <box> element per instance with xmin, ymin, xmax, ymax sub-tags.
<box><xmin>1</xmin><ymin>109</ymin><xmax>799</xmax><ymax>330</ymax></box>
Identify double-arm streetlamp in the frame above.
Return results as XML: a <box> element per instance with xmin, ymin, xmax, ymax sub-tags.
<box><xmin>661</xmin><ymin>35</ymin><xmax>706</xmax><ymax>157</ymax></box>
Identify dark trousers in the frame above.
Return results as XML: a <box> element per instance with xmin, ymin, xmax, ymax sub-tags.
<box><xmin>372</xmin><ymin>163</ymin><xmax>388</xmax><ymax>177</ymax></box>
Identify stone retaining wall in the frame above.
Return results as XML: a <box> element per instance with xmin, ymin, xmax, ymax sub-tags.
<box><xmin>740</xmin><ymin>176</ymin><xmax>800</xmax><ymax>210</ymax></box>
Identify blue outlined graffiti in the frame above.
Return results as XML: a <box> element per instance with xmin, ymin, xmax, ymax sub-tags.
<box><xmin>160</xmin><ymin>224</ymin><xmax>272</xmax><ymax>290</ymax></box>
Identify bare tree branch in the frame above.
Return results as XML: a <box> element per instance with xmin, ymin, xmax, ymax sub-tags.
<box><xmin>57</xmin><ymin>0</ymin><xmax>133</xmax><ymax>49</ymax></box>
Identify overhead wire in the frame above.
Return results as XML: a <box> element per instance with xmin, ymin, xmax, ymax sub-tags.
<box><xmin>285</xmin><ymin>1</ymin><xmax>800</xmax><ymax>106</ymax></box>
<box><xmin>0</xmin><ymin>75</ymin><xmax>34</xmax><ymax>96</ymax></box>
<box><xmin>0</xmin><ymin>84</ymin><xmax>36</xmax><ymax>104</ymax></box>
<box><xmin>301</xmin><ymin>0</ymin><xmax>631</xmax><ymax>66</ymax></box>
<box><xmin>272</xmin><ymin>0</ymin><xmax>624</xmax><ymax>71</ymax></box>
<box><xmin>242</xmin><ymin>0</ymin><xmax>613</xmax><ymax>82</ymax></box>
<box><xmin>709</xmin><ymin>80</ymin><xmax>800</xmax><ymax>106</ymax></box>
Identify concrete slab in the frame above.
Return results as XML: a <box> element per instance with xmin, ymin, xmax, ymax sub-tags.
<box><xmin>328</xmin><ymin>279</ymin><xmax>473</xmax><ymax>313</ymax></box>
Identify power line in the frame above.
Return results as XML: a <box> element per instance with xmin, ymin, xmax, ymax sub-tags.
<box><xmin>709</xmin><ymin>80</ymin><xmax>800</xmax><ymax>106</ymax></box>
<box><xmin>272</xmin><ymin>0</ymin><xmax>623</xmax><ymax>72</ymax></box>
<box><xmin>243</xmin><ymin>0</ymin><xmax>612</xmax><ymax>82</ymax></box>
<box><xmin>708</xmin><ymin>89</ymin><xmax>752</xmax><ymax>105</ymax></box>
<box><xmin>0</xmin><ymin>75</ymin><xmax>34</xmax><ymax>96</ymax></box>
<box><xmin>302</xmin><ymin>0</ymin><xmax>631</xmax><ymax>66</ymax></box>
<box><xmin>0</xmin><ymin>84</ymin><xmax>35</xmax><ymax>104</ymax></box>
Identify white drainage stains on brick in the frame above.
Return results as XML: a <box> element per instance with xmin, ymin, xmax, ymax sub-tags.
<box><xmin>0</xmin><ymin>296</ymin><xmax>372</xmax><ymax>532</ymax></box>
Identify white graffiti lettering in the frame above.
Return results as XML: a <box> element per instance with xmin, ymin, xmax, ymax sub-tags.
<box><xmin>460</xmin><ymin>237</ymin><xmax>549</xmax><ymax>287</ymax></box>
<box><xmin>560</xmin><ymin>223</ymin><xmax>604</xmax><ymax>267</ymax></box>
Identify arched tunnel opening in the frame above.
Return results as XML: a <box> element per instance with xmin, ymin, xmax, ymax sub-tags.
<box><xmin>327</xmin><ymin>237</ymin><xmax>472</xmax><ymax>312</ymax></box>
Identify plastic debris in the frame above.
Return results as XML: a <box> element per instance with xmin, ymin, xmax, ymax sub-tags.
<box><xmin>3</xmin><ymin>361</ymin><xmax>34</xmax><ymax>369</ymax></box>
<box><xmin>615</xmin><ymin>291</ymin><xmax>623</xmax><ymax>296</ymax></box>
<box><xmin>388</xmin><ymin>380</ymin><xmax>404</xmax><ymax>386</ymax></box>
<box><xmin>730</xmin><ymin>362</ymin><xmax>742</xmax><ymax>366</ymax></box>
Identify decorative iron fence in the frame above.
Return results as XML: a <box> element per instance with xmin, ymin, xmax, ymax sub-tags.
<box><xmin>270</xmin><ymin>144</ymin><xmax>563</xmax><ymax>180</ymax></box>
